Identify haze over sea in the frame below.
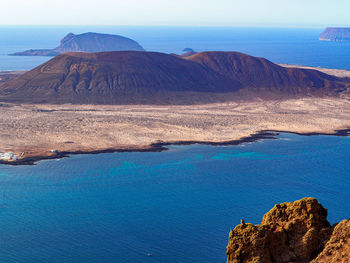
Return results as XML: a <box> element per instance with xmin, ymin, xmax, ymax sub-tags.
<box><xmin>1</xmin><ymin>26</ymin><xmax>350</xmax><ymax>71</ymax></box>
<box><xmin>0</xmin><ymin>27</ymin><xmax>350</xmax><ymax>263</ymax></box>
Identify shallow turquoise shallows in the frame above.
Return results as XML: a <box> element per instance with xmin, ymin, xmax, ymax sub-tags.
<box><xmin>0</xmin><ymin>132</ymin><xmax>349</xmax><ymax>263</ymax></box>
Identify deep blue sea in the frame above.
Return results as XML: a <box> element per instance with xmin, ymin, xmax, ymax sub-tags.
<box><xmin>0</xmin><ymin>133</ymin><xmax>349</xmax><ymax>263</ymax></box>
<box><xmin>0</xmin><ymin>26</ymin><xmax>350</xmax><ymax>262</ymax></box>
<box><xmin>1</xmin><ymin>26</ymin><xmax>350</xmax><ymax>71</ymax></box>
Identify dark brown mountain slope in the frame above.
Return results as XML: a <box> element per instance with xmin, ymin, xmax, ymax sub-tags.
<box><xmin>0</xmin><ymin>51</ymin><xmax>348</xmax><ymax>104</ymax></box>
<box><xmin>186</xmin><ymin>52</ymin><xmax>346</xmax><ymax>96</ymax></box>
<box><xmin>0</xmin><ymin>51</ymin><xmax>240</xmax><ymax>104</ymax></box>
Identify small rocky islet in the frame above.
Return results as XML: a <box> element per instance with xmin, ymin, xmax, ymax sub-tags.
<box><xmin>227</xmin><ymin>197</ymin><xmax>350</xmax><ymax>263</ymax></box>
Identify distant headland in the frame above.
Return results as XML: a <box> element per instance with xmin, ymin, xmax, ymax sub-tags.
<box><xmin>10</xmin><ymin>32</ymin><xmax>145</xmax><ymax>56</ymax></box>
<box><xmin>319</xmin><ymin>27</ymin><xmax>350</xmax><ymax>41</ymax></box>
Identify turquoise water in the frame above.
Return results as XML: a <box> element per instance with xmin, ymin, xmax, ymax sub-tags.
<box><xmin>1</xmin><ymin>26</ymin><xmax>350</xmax><ymax>262</ymax></box>
<box><xmin>0</xmin><ymin>133</ymin><xmax>349</xmax><ymax>262</ymax></box>
<box><xmin>1</xmin><ymin>26</ymin><xmax>350</xmax><ymax>70</ymax></box>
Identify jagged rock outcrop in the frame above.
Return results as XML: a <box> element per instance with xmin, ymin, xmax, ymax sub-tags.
<box><xmin>319</xmin><ymin>28</ymin><xmax>350</xmax><ymax>41</ymax></box>
<box><xmin>226</xmin><ymin>198</ymin><xmax>349</xmax><ymax>263</ymax></box>
<box><xmin>10</xmin><ymin>32</ymin><xmax>144</xmax><ymax>56</ymax></box>
<box><xmin>311</xmin><ymin>219</ymin><xmax>350</xmax><ymax>263</ymax></box>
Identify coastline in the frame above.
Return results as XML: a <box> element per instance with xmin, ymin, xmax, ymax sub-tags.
<box><xmin>0</xmin><ymin>64</ymin><xmax>350</xmax><ymax>166</ymax></box>
<box><xmin>1</xmin><ymin>128</ymin><xmax>349</xmax><ymax>166</ymax></box>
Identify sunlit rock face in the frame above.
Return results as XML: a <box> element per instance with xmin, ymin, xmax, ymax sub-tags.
<box><xmin>226</xmin><ymin>198</ymin><xmax>350</xmax><ymax>263</ymax></box>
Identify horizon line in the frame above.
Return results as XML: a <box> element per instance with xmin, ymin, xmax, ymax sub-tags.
<box><xmin>0</xmin><ymin>24</ymin><xmax>348</xmax><ymax>29</ymax></box>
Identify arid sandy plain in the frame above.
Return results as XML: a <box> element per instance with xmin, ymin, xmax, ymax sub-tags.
<box><xmin>0</xmin><ymin>66</ymin><xmax>350</xmax><ymax>164</ymax></box>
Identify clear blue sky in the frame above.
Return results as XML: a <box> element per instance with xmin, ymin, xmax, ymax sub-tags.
<box><xmin>1</xmin><ymin>0</ymin><xmax>349</xmax><ymax>27</ymax></box>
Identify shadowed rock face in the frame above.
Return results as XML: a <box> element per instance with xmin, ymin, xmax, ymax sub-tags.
<box><xmin>226</xmin><ymin>198</ymin><xmax>350</xmax><ymax>263</ymax></box>
<box><xmin>10</xmin><ymin>32</ymin><xmax>144</xmax><ymax>56</ymax></box>
<box><xmin>319</xmin><ymin>28</ymin><xmax>350</xmax><ymax>41</ymax></box>
<box><xmin>311</xmin><ymin>220</ymin><xmax>350</xmax><ymax>263</ymax></box>
<box><xmin>186</xmin><ymin>52</ymin><xmax>346</xmax><ymax>95</ymax></box>
<box><xmin>0</xmin><ymin>51</ymin><xmax>349</xmax><ymax>104</ymax></box>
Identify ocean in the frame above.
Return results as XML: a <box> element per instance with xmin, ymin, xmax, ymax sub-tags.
<box><xmin>0</xmin><ymin>26</ymin><xmax>350</xmax><ymax>262</ymax></box>
<box><xmin>0</xmin><ymin>133</ymin><xmax>349</xmax><ymax>262</ymax></box>
<box><xmin>0</xmin><ymin>26</ymin><xmax>350</xmax><ymax>71</ymax></box>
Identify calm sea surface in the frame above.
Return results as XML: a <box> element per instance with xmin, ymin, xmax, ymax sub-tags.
<box><xmin>0</xmin><ymin>26</ymin><xmax>350</xmax><ymax>70</ymax></box>
<box><xmin>0</xmin><ymin>27</ymin><xmax>350</xmax><ymax>262</ymax></box>
<box><xmin>0</xmin><ymin>133</ymin><xmax>349</xmax><ymax>262</ymax></box>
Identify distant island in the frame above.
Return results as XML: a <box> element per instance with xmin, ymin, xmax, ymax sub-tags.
<box><xmin>319</xmin><ymin>27</ymin><xmax>350</xmax><ymax>41</ymax></box>
<box><xmin>182</xmin><ymin>48</ymin><xmax>194</xmax><ymax>52</ymax></box>
<box><xmin>1</xmin><ymin>51</ymin><xmax>348</xmax><ymax>105</ymax></box>
<box><xmin>10</xmin><ymin>32</ymin><xmax>145</xmax><ymax>56</ymax></box>
<box><xmin>0</xmin><ymin>50</ymin><xmax>350</xmax><ymax>164</ymax></box>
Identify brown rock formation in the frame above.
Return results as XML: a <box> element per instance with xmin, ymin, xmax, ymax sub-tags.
<box><xmin>0</xmin><ymin>51</ymin><xmax>240</xmax><ymax>104</ymax></box>
<box><xmin>311</xmin><ymin>219</ymin><xmax>350</xmax><ymax>263</ymax></box>
<box><xmin>1</xmin><ymin>51</ymin><xmax>349</xmax><ymax>105</ymax></box>
<box><xmin>226</xmin><ymin>198</ymin><xmax>350</xmax><ymax>263</ymax></box>
<box><xmin>186</xmin><ymin>52</ymin><xmax>348</xmax><ymax>96</ymax></box>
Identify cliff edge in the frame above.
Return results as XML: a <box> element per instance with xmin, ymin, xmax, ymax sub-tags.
<box><xmin>226</xmin><ymin>198</ymin><xmax>350</xmax><ymax>263</ymax></box>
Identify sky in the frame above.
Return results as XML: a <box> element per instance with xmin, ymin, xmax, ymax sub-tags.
<box><xmin>0</xmin><ymin>0</ymin><xmax>349</xmax><ymax>27</ymax></box>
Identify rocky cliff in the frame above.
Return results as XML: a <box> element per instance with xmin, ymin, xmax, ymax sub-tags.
<box><xmin>319</xmin><ymin>28</ymin><xmax>350</xmax><ymax>41</ymax></box>
<box><xmin>226</xmin><ymin>198</ymin><xmax>350</xmax><ymax>263</ymax></box>
<box><xmin>311</xmin><ymin>219</ymin><xmax>350</xmax><ymax>263</ymax></box>
<box><xmin>10</xmin><ymin>32</ymin><xmax>144</xmax><ymax>56</ymax></box>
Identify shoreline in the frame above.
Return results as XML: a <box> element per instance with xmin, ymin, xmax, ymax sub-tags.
<box><xmin>2</xmin><ymin>128</ymin><xmax>349</xmax><ymax>166</ymax></box>
<box><xmin>0</xmin><ymin>98</ymin><xmax>350</xmax><ymax>166</ymax></box>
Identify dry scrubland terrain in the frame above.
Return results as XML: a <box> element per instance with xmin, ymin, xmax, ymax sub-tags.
<box><xmin>0</xmin><ymin>63</ymin><xmax>350</xmax><ymax>162</ymax></box>
<box><xmin>0</xmin><ymin>97</ymin><xmax>350</xmax><ymax>161</ymax></box>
